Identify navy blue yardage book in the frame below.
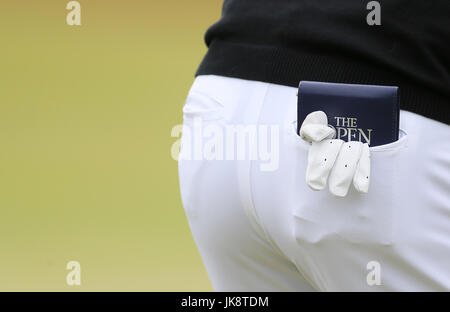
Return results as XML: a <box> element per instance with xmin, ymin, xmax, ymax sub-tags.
<box><xmin>297</xmin><ymin>81</ymin><xmax>400</xmax><ymax>147</ymax></box>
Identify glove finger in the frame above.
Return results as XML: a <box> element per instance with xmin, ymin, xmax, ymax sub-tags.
<box><xmin>306</xmin><ymin>139</ymin><xmax>343</xmax><ymax>190</ymax></box>
<box><xmin>328</xmin><ymin>141</ymin><xmax>363</xmax><ymax>197</ymax></box>
<box><xmin>300</xmin><ymin>124</ymin><xmax>336</xmax><ymax>143</ymax></box>
<box><xmin>299</xmin><ymin>111</ymin><xmax>335</xmax><ymax>142</ymax></box>
<box><xmin>353</xmin><ymin>143</ymin><xmax>371</xmax><ymax>193</ymax></box>
<box><xmin>301</xmin><ymin>110</ymin><xmax>328</xmax><ymax>126</ymax></box>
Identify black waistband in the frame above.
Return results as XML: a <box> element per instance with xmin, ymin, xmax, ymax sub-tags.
<box><xmin>196</xmin><ymin>40</ymin><xmax>450</xmax><ymax>125</ymax></box>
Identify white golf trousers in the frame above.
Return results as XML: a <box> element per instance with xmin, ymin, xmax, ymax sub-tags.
<box><xmin>178</xmin><ymin>75</ymin><xmax>450</xmax><ymax>291</ymax></box>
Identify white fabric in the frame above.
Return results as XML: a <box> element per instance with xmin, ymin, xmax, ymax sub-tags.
<box><xmin>178</xmin><ymin>75</ymin><xmax>450</xmax><ymax>291</ymax></box>
<box><xmin>300</xmin><ymin>111</ymin><xmax>371</xmax><ymax>196</ymax></box>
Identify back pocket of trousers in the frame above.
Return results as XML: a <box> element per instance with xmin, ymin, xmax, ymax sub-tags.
<box><xmin>291</xmin><ymin>120</ymin><xmax>409</xmax><ymax>247</ymax></box>
<box><xmin>179</xmin><ymin>89</ymin><xmax>225</xmax><ymax>218</ymax></box>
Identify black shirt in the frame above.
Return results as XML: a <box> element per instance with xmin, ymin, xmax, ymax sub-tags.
<box><xmin>196</xmin><ymin>0</ymin><xmax>450</xmax><ymax>124</ymax></box>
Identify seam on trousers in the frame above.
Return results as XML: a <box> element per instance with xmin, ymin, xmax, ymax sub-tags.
<box><xmin>249</xmin><ymin>83</ymin><xmax>318</xmax><ymax>289</ymax></box>
<box><xmin>237</xmin><ymin>82</ymin><xmax>276</xmax><ymax>247</ymax></box>
<box><xmin>244</xmin><ymin>82</ymin><xmax>293</xmax><ymax>261</ymax></box>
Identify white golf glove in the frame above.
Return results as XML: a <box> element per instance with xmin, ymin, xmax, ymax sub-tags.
<box><xmin>300</xmin><ymin>111</ymin><xmax>371</xmax><ymax>197</ymax></box>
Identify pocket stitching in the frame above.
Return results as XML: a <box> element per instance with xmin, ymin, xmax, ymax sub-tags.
<box><xmin>183</xmin><ymin>90</ymin><xmax>225</xmax><ymax>122</ymax></box>
<box><xmin>288</xmin><ymin>120</ymin><xmax>409</xmax><ymax>153</ymax></box>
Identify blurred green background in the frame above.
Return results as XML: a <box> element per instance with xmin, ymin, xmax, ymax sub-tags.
<box><xmin>0</xmin><ymin>0</ymin><xmax>221</xmax><ymax>291</ymax></box>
